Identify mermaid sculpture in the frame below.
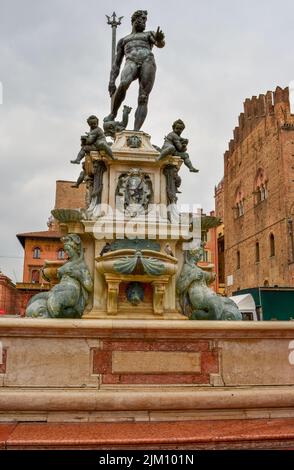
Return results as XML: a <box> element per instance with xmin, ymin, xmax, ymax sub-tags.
<box><xmin>176</xmin><ymin>245</ymin><xmax>241</xmax><ymax>320</ymax></box>
<box><xmin>26</xmin><ymin>234</ymin><xmax>93</xmax><ymax>318</ymax></box>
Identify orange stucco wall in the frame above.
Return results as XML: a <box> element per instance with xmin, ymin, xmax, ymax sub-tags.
<box><xmin>23</xmin><ymin>238</ymin><xmax>64</xmax><ymax>284</ymax></box>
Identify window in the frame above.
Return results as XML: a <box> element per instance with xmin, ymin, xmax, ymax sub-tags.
<box><xmin>31</xmin><ymin>269</ymin><xmax>40</xmax><ymax>284</ymax></box>
<box><xmin>255</xmin><ymin>242</ymin><xmax>260</xmax><ymax>263</ymax></box>
<box><xmin>254</xmin><ymin>169</ymin><xmax>268</xmax><ymax>205</ymax></box>
<box><xmin>33</xmin><ymin>247</ymin><xmax>41</xmax><ymax>259</ymax></box>
<box><xmin>261</xmin><ymin>185</ymin><xmax>268</xmax><ymax>201</ymax></box>
<box><xmin>256</xmin><ymin>184</ymin><xmax>268</xmax><ymax>204</ymax></box>
<box><xmin>236</xmin><ymin>200</ymin><xmax>244</xmax><ymax>217</ymax></box>
<box><xmin>57</xmin><ymin>248</ymin><xmax>65</xmax><ymax>260</ymax></box>
<box><xmin>269</xmin><ymin>233</ymin><xmax>275</xmax><ymax>257</ymax></box>
<box><xmin>202</xmin><ymin>251</ymin><xmax>208</xmax><ymax>262</ymax></box>
<box><xmin>236</xmin><ymin>250</ymin><xmax>240</xmax><ymax>269</ymax></box>
<box><xmin>235</xmin><ymin>187</ymin><xmax>245</xmax><ymax>218</ymax></box>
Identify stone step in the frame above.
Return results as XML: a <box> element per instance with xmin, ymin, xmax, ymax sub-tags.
<box><xmin>1</xmin><ymin>418</ymin><xmax>294</xmax><ymax>450</ymax></box>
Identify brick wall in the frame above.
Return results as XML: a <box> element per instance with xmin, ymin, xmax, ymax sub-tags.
<box><xmin>0</xmin><ymin>274</ymin><xmax>18</xmax><ymax>315</ymax></box>
<box><xmin>215</xmin><ymin>179</ymin><xmax>224</xmax><ymax>221</ymax></box>
<box><xmin>223</xmin><ymin>86</ymin><xmax>294</xmax><ymax>295</ymax></box>
<box><xmin>54</xmin><ymin>180</ymin><xmax>86</xmax><ymax>210</ymax></box>
<box><xmin>204</xmin><ymin>219</ymin><xmax>218</xmax><ymax>292</ymax></box>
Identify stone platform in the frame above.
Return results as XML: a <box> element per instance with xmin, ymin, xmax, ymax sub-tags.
<box><xmin>1</xmin><ymin>418</ymin><xmax>294</xmax><ymax>449</ymax></box>
<box><xmin>1</xmin><ymin>318</ymin><xmax>294</xmax><ymax>424</ymax></box>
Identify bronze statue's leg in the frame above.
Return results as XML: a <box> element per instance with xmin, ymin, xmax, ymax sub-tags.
<box><xmin>98</xmin><ymin>142</ymin><xmax>114</xmax><ymax>159</ymax></box>
<box><xmin>71</xmin><ymin>170</ymin><xmax>85</xmax><ymax>188</ymax></box>
<box><xmin>71</xmin><ymin>148</ymin><xmax>86</xmax><ymax>164</ymax></box>
<box><xmin>134</xmin><ymin>60</ymin><xmax>156</xmax><ymax>131</ymax></box>
<box><xmin>181</xmin><ymin>154</ymin><xmax>199</xmax><ymax>173</ymax></box>
<box><xmin>159</xmin><ymin>144</ymin><xmax>174</xmax><ymax>159</ymax></box>
<box><xmin>111</xmin><ymin>61</ymin><xmax>138</xmax><ymax>119</ymax></box>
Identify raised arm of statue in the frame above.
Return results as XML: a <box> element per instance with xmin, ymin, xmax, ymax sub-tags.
<box><xmin>151</xmin><ymin>27</ymin><xmax>165</xmax><ymax>48</ymax></box>
<box><xmin>109</xmin><ymin>38</ymin><xmax>125</xmax><ymax>97</ymax></box>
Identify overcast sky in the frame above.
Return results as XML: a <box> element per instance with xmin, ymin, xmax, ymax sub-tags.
<box><xmin>0</xmin><ymin>0</ymin><xmax>293</xmax><ymax>281</ymax></box>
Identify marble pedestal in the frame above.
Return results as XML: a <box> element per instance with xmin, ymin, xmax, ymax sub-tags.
<box><xmin>1</xmin><ymin>318</ymin><xmax>294</xmax><ymax>423</ymax></box>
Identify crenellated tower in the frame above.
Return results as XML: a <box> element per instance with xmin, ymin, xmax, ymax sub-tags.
<box><xmin>223</xmin><ymin>86</ymin><xmax>294</xmax><ymax>295</ymax></box>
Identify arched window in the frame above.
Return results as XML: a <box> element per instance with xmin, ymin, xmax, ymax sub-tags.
<box><xmin>33</xmin><ymin>247</ymin><xmax>41</xmax><ymax>259</ymax></box>
<box><xmin>235</xmin><ymin>187</ymin><xmax>245</xmax><ymax>218</ymax></box>
<box><xmin>236</xmin><ymin>201</ymin><xmax>244</xmax><ymax>217</ymax></box>
<box><xmin>254</xmin><ymin>169</ymin><xmax>268</xmax><ymax>205</ymax></box>
<box><xmin>260</xmin><ymin>185</ymin><xmax>268</xmax><ymax>201</ymax></box>
<box><xmin>57</xmin><ymin>248</ymin><xmax>65</xmax><ymax>260</ymax></box>
<box><xmin>31</xmin><ymin>269</ymin><xmax>40</xmax><ymax>284</ymax></box>
<box><xmin>255</xmin><ymin>242</ymin><xmax>260</xmax><ymax>263</ymax></box>
<box><xmin>237</xmin><ymin>250</ymin><xmax>240</xmax><ymax>269</ymax></box>
<box><xmin>202</xmin><ymin>251</ymin><xmax>208</xmax><ymax>262</ymax></box>
<box><xmin>269</xmin><ymin>233</ymin><xmax>275</xmax><ymax>257</ymax></box>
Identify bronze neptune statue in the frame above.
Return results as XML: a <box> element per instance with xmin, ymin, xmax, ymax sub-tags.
<box><xmin>104</xmin><ymin>10</ymin><xmax>165</xmax><ymax>131</ymax></box>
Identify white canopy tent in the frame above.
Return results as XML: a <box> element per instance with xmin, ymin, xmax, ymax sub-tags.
<box><xmin>230</xmin><ymin>294</ymin><xmax>257</xmax><ymax>320</ymax></box>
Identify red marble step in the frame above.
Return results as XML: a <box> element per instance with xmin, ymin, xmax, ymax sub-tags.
<box><xmin>0</xmin><ymin>424</ymin><xmax>17</xmax><ymax>449</ymax></box>
<box><xmin>1</xmin><ymin>418</ymin><xmax>294</xmax><ymax>449</ymax></box>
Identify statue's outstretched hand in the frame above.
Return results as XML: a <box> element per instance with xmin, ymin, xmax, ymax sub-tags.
<box><xmin>108</xmin><ymin>82</ymin><xmax>116</xmax><ymax>97</ymax></box>
<box><xmin>154</xmin><ymin>27</ymin><xmax>165</xmax><ymax>43</ymax></box>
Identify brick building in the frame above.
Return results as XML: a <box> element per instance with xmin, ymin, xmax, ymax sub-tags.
<box><xmin>200</xmin><ymin>211</ymin><xmax>218</xmax><ymax>292</ymax></box>
<box><xmin>15</xmin><ymin>180</ymin><xmax>85</xmax><ymax>313</ymax></box>
<box><xmin>0</xmin><ymin>272</ymin><xmax>19</xmax><ymax>315</ymax></box>
<box><xmin>214</xmin><ymin>179</ymin><xmax>225</xmax><ymax>294</ymax></box>
<box><xmin>223</xmin><ymin>86</ymin><xmax>294</xmax><ymax>295</ymax></box>
<box><xmin>54</xmin><ymin>179</ymin><xmax>86</xmax><ymax>211</ymax></box>
<box><xmin>16</xmin><ymin>230</ymin><xmax>64</xmax><ymax>285</ymax></box>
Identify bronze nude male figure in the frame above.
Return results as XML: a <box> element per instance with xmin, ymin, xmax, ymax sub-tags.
<box><xmin>104</xmin><ymin>10</ymin><xmax>165</xmax><ymax>131</ymax></box>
